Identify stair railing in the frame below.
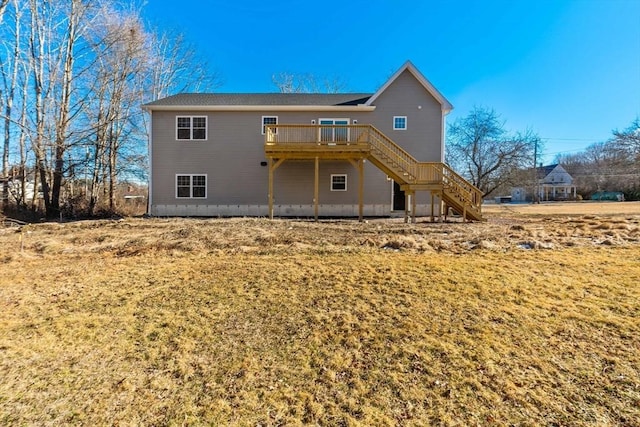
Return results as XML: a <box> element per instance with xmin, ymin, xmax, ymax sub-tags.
<box><xmin>367</xmin><ymin>126</ymin><xmax>419</xmax><ymax>181</ymax></box>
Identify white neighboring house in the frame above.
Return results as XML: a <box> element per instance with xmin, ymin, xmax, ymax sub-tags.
<box><xmin>512</xmin><ymin>164</ymin><xmax>577</xmax><ymax>202</ymax></box>
<box><xmin>0</xmin><ymin>175</ymin><xmax>36</xmax><ymax>204</ymax></box>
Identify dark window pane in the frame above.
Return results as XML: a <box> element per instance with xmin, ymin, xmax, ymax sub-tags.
<box><xmin>177</xmin><ymin>117</ymin><xmax>191</xmax><ymax>127</ymax></box>
<box><xmin>192</xmin><ymin>176</ymin><xmax>206</xmax><ymax>186</ymax></box>
<box><xmin>177</xmin><ymin>176</ymin><xmax>191</xmax><ymax>186</ymax></box>
<box><xmin>177</xmin><ymin>129</ymin><xmax>191</xmax><ymax>139</ymax></box>
<box><xmin>177</xmin><ymin>186</ymin><xmax>190</xmax><ymax>197</ymax></box>
<box><xmin>192</xmin><ymin>129</ymin><xmax>206</xmax><ymax>139</ymax></box>
<box><xmin>192</xmin><ymin>186</ymin><xmax>206</xmax><ymax>198</ymax></box>
<box><xmin>192</xmin><ymin>117</ymin><xmax>206</xmax><ymax>128</ymax></box>
<box><xmin>332</xmin><ymin>175</ymin><xmax>346</xmax><ymax>190</ymax></box>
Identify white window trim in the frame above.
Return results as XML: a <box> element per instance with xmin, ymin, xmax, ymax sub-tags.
<box><xmin>331</xmin><ymin>174</ymin><xmax>347</xmax><ymax>192</ymax></box>
<box><xmin>393</xmin><ymin>116</ymin><xmax>407</xmax><ymax>131</ymax></box>
<box><xmin>176</xmin><ymin>116</ymin><xmax>208</xmax><ymax>141</ymax></box>
<box><xmin>175</xmin><ymin>174</ymin><xmax>207</xmax><ymax>199</ymax></box>
<box><xmin>261</xmin><ymin>116</ymin><xmax>278</xmax><ymax>135</ymax></box>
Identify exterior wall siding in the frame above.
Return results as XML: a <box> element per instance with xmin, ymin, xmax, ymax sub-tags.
<box><xmin>149</xmin><ymin>68</ymin><xmax>446</xmax><ymax>217</ymax></box>
<box><xmin>151</xmin><ymin>110</ymin><xmax>394</xmax><ymax>210</ymax></box>
<box><xmin>369</xmin><ymin>69</ymin><xmax>443</xmax><ymax>162</ymax></box>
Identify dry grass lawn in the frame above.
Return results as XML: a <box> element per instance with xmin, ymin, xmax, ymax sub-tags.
<box><xmin>1</xmin><ymin>201</ymin><xmax>639</xmax><ymax>426</ymax></box>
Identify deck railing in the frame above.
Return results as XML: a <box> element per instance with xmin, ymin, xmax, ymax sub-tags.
<box><xmin>266</xmin><ymin>124</ymin><xmax>370</xmax><ymax>146</ymax></box>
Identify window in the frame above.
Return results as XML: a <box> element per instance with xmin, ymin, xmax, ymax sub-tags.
<box><xmin>176</xmin><ymin>174</ymin><xmax>207</xmax><ymax>198</ymax></box>
<box><xmin>393</xmin><ymin>116</ymin><xmax>407</xmax><ymax>130</ymax></box>
<box><xmin>176</xmin><ymin>116</ymin><xmax>207</xmax><ymax>140</ymax></box>
<box><xmin>262</xmin><ymin>116</ymin><xmax>278</xmax><ymax>135</ymax></box>
<box><xmin>331</xmin><ymin>174</ymin><xmax>347</xmax><ymax>191</ymax></box>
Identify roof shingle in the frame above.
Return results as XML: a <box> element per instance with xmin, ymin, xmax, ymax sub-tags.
<box><xmin>144</xmin><ymin>93</ymin><xmax>372</xmax><ymax>107</ymax></box>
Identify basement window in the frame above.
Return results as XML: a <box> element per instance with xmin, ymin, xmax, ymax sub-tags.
<box><xmin>331</xmin><ymin>174</ymin><xmax>347</xmax><ymax>191</ymax></box>
<box><xmin>176</xmin><ymin>174</ymin><xmax>207</xmax><ymax>198</ymax></box>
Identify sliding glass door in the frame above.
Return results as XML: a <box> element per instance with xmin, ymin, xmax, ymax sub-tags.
<box><xmin>319</xmin><ymin>119</ymin><xmax>349</xmax><ymax>143</ymax></box>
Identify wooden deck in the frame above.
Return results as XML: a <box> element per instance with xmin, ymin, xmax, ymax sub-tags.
<box><xmin>264</xmin><ymin>124</ymin><xmax>483</xmax><ymax>222</ymax></box>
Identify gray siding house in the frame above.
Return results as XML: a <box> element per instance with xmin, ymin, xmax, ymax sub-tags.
<box><xmin>143</xmin><ymin>61</ymin><xmax>483</xmax><ymax>221</ymax></box>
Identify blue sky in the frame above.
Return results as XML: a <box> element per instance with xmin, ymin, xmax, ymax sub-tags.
<box><xmin>143</xmin><ymin>0</ymin><xmax>640</xmax><ymax>163</ymax></box>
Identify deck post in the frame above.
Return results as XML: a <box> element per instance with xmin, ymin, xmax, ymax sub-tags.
<box><xmin>268</xmin><ymin>157</ymin><xmax>274</xmax><ymax>219</ymax></box>
<box><xmin>358</xmin><ymin>159</ymin><xmax>364</xmax><ymax>222</ymax></box>
<box><xmin>268</xmin><ymin>158</ymin><xmax>286</xmax><ymax>219</ymax></box>
<box><xmin>404</xmin><ymin>191</ymin><xmax>410</xmax><ymax>223</ymax></box>
<box><xmin>412</xmin><ymin>191</ymin><xmax>417</xmax><ymax>223</ymax></box>
<box><xmin>314</xmin><ymin>156</ymin><xmax>319</xmax><ymax>221</ymax></box>
<box><xmin>430</xmin><ymin>191</ymin><xmax>435</xmax><ymax>222</ymax></box>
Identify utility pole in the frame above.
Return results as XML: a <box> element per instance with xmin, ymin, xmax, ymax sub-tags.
<box><xmin>532</xmin><ymin>138</ymin><xmax>540</xmax><ymax>204</ymax></box>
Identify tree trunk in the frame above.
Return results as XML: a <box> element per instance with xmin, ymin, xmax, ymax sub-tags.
<box><xmin>1</xmin><ymin>0</ymin><xmax>21</xmax><ymax>210</ymax></box>
<box><xmin>50</xmin><ymin>0</ymin><xmax>80</xmax><ymax>218</ymax></box>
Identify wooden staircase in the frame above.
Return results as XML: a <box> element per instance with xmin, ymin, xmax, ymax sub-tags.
<box><xmin>264</xmin><ymin>124</ymin><xmax>484</xmax><ymax>221</ymax></box>
<box><xmin>364</xmin><ymin>126</ymin><xmax>484</xmax><ymax>221</ymax></box>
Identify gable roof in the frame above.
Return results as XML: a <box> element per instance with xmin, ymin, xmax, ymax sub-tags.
<box><xmin>536</xmin><ymin>164</ymin><xmax>558</xmax><ymax>179</ymax></box>
<box><xmin>143</xmin><ymin>61</ymin><xmax>452</xmax><ymax>113</ymax></box>
<box><xmin>536</xmin><ymin>164</ymin><xmax>573</xmax><ymax>180</ymax></box>
<box><xmin>364</xmin><ymin>60</ymin><xmax>453</xmax><ymax>113</ymax></box>
<box><xmin>144</xmin><ymin>93</ymin><xmax>372</xmax><ymax>107</ymax></box>
<box><xmin>142</xmin><ymin>93</ymin><xmax>375</xmax><ymax>111</ymax></box>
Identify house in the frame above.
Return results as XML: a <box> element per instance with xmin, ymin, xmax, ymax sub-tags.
<box><xmin>0</xmin><ymin>167</ymin><xmax>38</xmax><ymax>206</ymax></box>
<box><xmin>511</xmin><ymin>164</ymin><xmax>577</xmax><ymax>202</ymax></box>
<box><xmin>142</xmin><ymin>61</ymin><xmax>482</xmax><ymax>222</ymax></box>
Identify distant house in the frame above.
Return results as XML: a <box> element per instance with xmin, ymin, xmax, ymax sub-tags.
<box><xmin>0</xmin><ymin>167</ymin><xmax>38</xmax><ymax>205</ymax></box>
<box><xmin>512</xmin><ymin>164</ymin><xmax>577</xmax><ymax>202</ymax></box>
<box><xmin>142</xmin><ymin>61</ymin><xmax>483</xmax><ymax>221</ymax></box>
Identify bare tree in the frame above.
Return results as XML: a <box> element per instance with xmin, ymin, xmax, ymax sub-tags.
<box><xmin>28</xmin><ymin>0</ymin><xmax>53</xmax><ymax>214</ymax></box>
<box><xmin>1</xmin><ymin>0</ymin><xmax>25</xmax><ymax>207</ymax></box>
<box><xmin>1</xmin><ymin>0</ymin><xmax>221</xmax><ymax>217</ymax></box>
<box><xmin>0</xmin><ymin>0</ymin><xmax>9</xmax><ymax>23</ymax></box>
<box><xmin>49</xmin><ymin>0</ymin><xmax>91</xmax><ymax>217</ymax></box>
<box><xmin>272</xmin><ymin>72</ymin><xmax>348</xmax><ymax>93</ymax></box>
<box><xmin>554</xmin><ymin>119</ymin><xmax>640</xmax><ymax>199</ymax></box>
<box><xmin>612</xmin><ymin>118</ymin><xmax>640</xmax><ymax>159</ymax></box>
<box><xmin>144</xmin><ymin>28</ymin><xmax>221</xmax><ymax>101</ymax></box>
<box><xmin>83</xmin><ymin>4</ymin><xmax>147</xmax><ymax>213</ymax></box>
<box><xmin>446</xmin><ymin>106</ymin><xmax>539</xmax><ymax>197</ymax></box>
